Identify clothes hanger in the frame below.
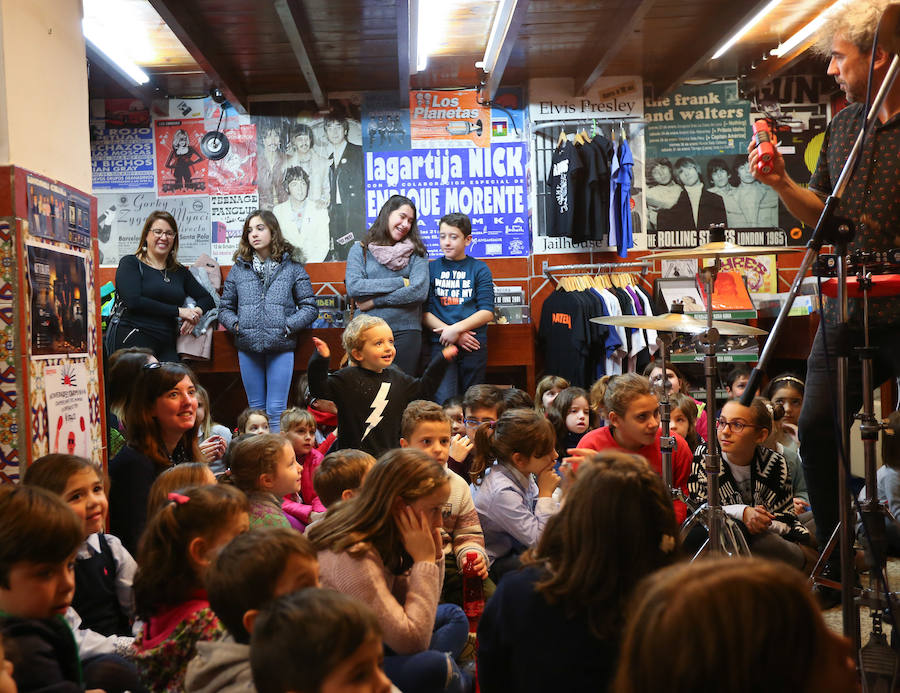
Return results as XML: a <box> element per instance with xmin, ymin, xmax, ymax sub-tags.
<box><xmin>557</xmin><ymin>129</ymin><xmax>568</xmax><ymax>149</ymax></box>
<box><xmin>578</xmin><ymin>129</ymin><xmax>590</xmax><ymax>144</ymax></box>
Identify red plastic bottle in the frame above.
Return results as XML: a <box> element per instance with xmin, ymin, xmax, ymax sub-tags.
<box><xmin>753</xmin><ymin>119</ymin><xmax>776</xmax><ymax>174</ymax></box>
<box><xmin>462</xmin><ymin>550</ymin><xmax>485</xmax><ymax>632</ymax></box>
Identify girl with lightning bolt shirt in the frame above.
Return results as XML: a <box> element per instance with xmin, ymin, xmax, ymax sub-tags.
<box><xmin>308</xmin><ymin>315</ymin><xmax>457</xmax><ymax>457</ymax></box>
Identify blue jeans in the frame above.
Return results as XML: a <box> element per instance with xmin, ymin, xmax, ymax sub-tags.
<box><xmin>801</xmin><ymin>323</ymin><xmax>900</xmax><ymax>555</ymax></box>
<box><xmin>393</xmin><ymin>329</ymin><xmax>423</xmax><ymax>376</ymax></box>
<box><xmin>382</xmin><ymin>604</ymin><xmax>470</xmax><ymax>693</ymax></box>
<box><xmin>431</xmin><ymin>341</ymin><xmax>488</xmax><ymax>404</ymax></box>
<box><xmin>237</xmin><ymin>349</ymin><xmax>295</xmax><ymax>432</ymax></box>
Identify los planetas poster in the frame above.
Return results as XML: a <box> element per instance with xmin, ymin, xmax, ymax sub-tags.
<box><xmin>410</xmin><ymin>90</ymin><xmax>491</xmax><ymax>149</ymax></box>
<box><xmin>364</xmin><ymin>143</ymin><xmax>529</xmax><ymax>257</ymax></box>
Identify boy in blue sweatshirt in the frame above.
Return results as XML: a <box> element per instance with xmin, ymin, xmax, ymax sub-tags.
<box><xmin>423</xmin><ymin>213</ymin><xmax>495</xmax><ymax>403</ymax></box>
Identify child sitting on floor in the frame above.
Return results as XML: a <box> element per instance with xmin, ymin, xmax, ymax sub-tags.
<box><xmin>280</xmin><ymin>408</ymin><xmax>326</xmax><ymax>529</ymax></box>
<box><xmin>223</xmin><ymin>434</ymin><xmax>302</xmax><ymax>530</ymax></box>
<box><xmin>312</xmin><ymin>449</ymin><xmax>376</xmax><ymax>510</ymax></box>
<box><xmin>250</xmin><ymin>589</ymin><xmax>392</xmax><ymax>693</ymax></box>
<box><xmin>400</xmin><ymin>400</ymin><xmax>490</xmax><ymax>605</ymax></box>
<box><xmin>184</xmin><ymin>527</ymin><xmax>319</xmax><ymax>692</ymax></box>
<box><xmin>132</xmin><ymin>485</ymin><xmax>249</xmax><ymax>691</ymax></box>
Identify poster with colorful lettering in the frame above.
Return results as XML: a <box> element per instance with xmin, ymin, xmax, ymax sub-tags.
<box><xmin>95</xmin><ymin>193</ymin><xmax>211</xmax><ymax>266</ymax></box>
<box><xmin>207</xmin><ymin>124</ymin><xmax>258</xmax><ymax>194</ymax></box>
<box><xmin>155</xmin><ymin>119</ymin><xmax>209</xmax><ymax>196</ymax></box>
<box><xmin>644</xmin><ymin>81</ymin><xmax>780</xmax><ymax>247</ymax></box>
<box><xmin>364</xmin><ymin>143</ymin><xmax>529</xmax><ymax>258</ymax></box>
<box><xmin>362</xmin><ymin>92</ymin><xmax>411</xmax><ymax>152</ymax></box>
<box><xmin>91</xmin><ymin>125</ymin><xmax>155</xmax><ymax>190</ymax></box>
<box><xmin>409</xmin><ymin>89</ymin><xmax>490</xmax><ymax>148</ymax></box>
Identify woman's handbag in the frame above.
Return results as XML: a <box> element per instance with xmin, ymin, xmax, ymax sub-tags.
<box><xmin>103</xmin><ymin>261</ymin><xmax>141</xmax><ymax>356</ymax></box>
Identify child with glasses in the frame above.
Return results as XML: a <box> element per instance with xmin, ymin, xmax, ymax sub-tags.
<box><xmin>687</xmin><ymin>398</ymin><xmax>815</xmax><ymax>569</ymax></box>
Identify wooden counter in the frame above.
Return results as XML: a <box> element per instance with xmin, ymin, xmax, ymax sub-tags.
<box><xmin>190</xmin><ymin>323</ymin><xmax>537</xmax><ymax>394</ymax></box>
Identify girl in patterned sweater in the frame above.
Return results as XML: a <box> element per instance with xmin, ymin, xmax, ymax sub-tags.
<box><xmin>132</xmin><ymin>484</ymin><xmax>249</xmax><ymax>691</ymax></box>
<box><xmin>222</xmin><ymin>433</ymin><xmax>303</xmax><ymax>530</ymax></box>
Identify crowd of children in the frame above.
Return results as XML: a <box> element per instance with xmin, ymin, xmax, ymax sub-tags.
<box><xmin>1</xmin><ymin>209</ymin><xmax>853</xmax><ymax>693</ymax></box>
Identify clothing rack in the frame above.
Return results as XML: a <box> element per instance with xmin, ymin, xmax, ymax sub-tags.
<box><xmin>532</xmin><ymin>118</ymin><xmax>646</xmax><ymax>134</ymax></box>
<box><xmin>542</xmin><ymin>260</ymin><xmax>651</xmax><ymax>285</ymax></box>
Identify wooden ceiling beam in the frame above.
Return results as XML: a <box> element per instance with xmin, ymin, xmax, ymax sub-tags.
<box><xmin>273</xmin><ymin>0</ymin><xmax>328</xmax><ymax>110</ymax></box>
<box><xmin>146</xmin><ymin>0</ymin><xmax>249</xmax><ymax>114</ymax></box>
<box><xmin>658</xmin><ymin>0</ymin><xmax>776</xmax><ymax>96</ymax></box>
<box><xmin>576</xmin><ymin>0</ymin><xmax>657</xmax><ymax>97</ymax></box>
<box><xmin>85</xmin><ymin>41</ymin><xmax>161</xmax><ymax>109</ymax></box>
<box><xmin>397</xmin><ymin>0</ymin><xmax>411</xmax><ymax>108</ymax></box>
<box><xmin>483</xmin><ymin>0</ymin><xmax>530</xmax><ymax>103</ymax></box>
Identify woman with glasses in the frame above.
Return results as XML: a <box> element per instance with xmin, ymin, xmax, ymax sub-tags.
<box><xmin>687</xmin><ymin>398</ymin><xmax>816</xmax><ymax>569</ymax></box>
<box><xmin>108</xmin><ymin>361</ymin><xmax>205</xmax><ymax>555</ymax></box>
<box><xmin>112</xmin><ymin>210</ymin><xmax>216</xmax><ymax>361</ymax></box>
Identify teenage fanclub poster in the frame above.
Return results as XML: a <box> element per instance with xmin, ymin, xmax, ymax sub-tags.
<box><xmin>364</xmin><ymin>142</ymin><xmax>529</xmax><ymax>257</ymax></box>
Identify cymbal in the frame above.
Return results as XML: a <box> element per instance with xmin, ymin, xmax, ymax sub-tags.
<box><xmin>589</xmin><ymin>312</ymin><xmax>767</xmax><ymax>336</ymax></box>
<box><xmin>643</xmin><ymin>241</ymin><xmax>803</xmax><ymax>261</ymax></box>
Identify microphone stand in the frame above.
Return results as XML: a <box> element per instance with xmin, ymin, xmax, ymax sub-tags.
<box><xmin>740</xmin><ymin>54</ymin><xmax>900</xmax><ymax>648</ymax></box>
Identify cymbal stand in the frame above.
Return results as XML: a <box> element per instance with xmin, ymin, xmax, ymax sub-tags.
<box><xmin>656</xmin><ymin>325</ymin><xmax>689</xmax><ymax>510</ymax></box>
<box><xmin>678</xmin><ymin>254</ymin><xmax>750</xmax><ymax>558</ymax></box>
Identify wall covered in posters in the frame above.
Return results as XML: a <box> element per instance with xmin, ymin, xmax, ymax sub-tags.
<box><xmin>90</xmin><ymin>89</ymin><xmax>530</xmax><ymax>266</ymax></box>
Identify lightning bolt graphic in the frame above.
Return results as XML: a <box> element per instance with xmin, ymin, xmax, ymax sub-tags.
<box><xmin>362</xmin><ymin>383</ymin><xmax>391</xmax><ymax>441</ymax></box>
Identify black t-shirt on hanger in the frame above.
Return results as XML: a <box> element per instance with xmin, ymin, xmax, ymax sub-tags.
<box><xmin>545</xmin><ymin>140</ymin><xmax>583</xmax><ymax>238</ymax></box>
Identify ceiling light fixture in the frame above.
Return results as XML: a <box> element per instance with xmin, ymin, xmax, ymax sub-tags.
<box><xmin>771</xmin><ymin>0</ymin><xmax>851</xmax><ymax>58</ymax></box>
<box><xmin>81</xmin><ymin>0</ymin><xmax>150</xmax><ymax>85</ymax></box>
<box><xmin>414</xmin><ymin>0</ymin><xmax>450</xmax><ymax>72</ymax></box>
<box><xmin>478</xmin><ymin>0</ymin><xmax>518</xmax><ymax>73</ymax></box>
<box><xmin>711</xmin><ymin>0</ymin><xmax>783</xmax><ymax>60</ymax></box>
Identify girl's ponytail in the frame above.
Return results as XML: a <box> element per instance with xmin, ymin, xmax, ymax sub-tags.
<box><xmin>470</xmin><ymin>421</ymin><xmax>498</xmax><ymax>485</ymax></box>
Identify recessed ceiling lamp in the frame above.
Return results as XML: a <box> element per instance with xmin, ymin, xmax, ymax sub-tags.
<box><xmin>711</xmin><ymin>0</ymin><xmax>784</xmax><ymax>60</ymax></box>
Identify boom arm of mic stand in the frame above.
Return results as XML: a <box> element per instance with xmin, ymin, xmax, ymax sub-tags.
<box><xmin>740</xmin><ymin>53</ymin><xmax>900</xmax><ymax>407</ymax></box>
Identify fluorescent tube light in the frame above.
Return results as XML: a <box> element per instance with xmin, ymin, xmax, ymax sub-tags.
<box><xmin>711</xmin><ymin>0</ymin><xmax>783</xmax><ymax>60</ymax></box>
<box><xmin>481</xmin><ymin>0</ymin><xmax>518</xmax><ymax>73</ymax></box>
<box><xmin>771</xmin><ymin>0</ymin><xmax>850</xmax><ymax>58</ymax></box>
<box><xmin>82</xmin><ymin>1</ymin><xmax>150</xmax><ymax>86</ymax></box>
<box><xmin>415</xmin><ymin>0</ymin><xmax>450</xmax><ymax>72</ymax></box>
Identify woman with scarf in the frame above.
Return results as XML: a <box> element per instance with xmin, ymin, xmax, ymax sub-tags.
<box><xmin>344</xmin><ymin>195</ymin><xmax>430</xmax><ymax>375</ymax></box>
<box><xmin>219</xmin><ymin>210</ymin><xmax>317</xmax><ymax>432</ymax></box>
